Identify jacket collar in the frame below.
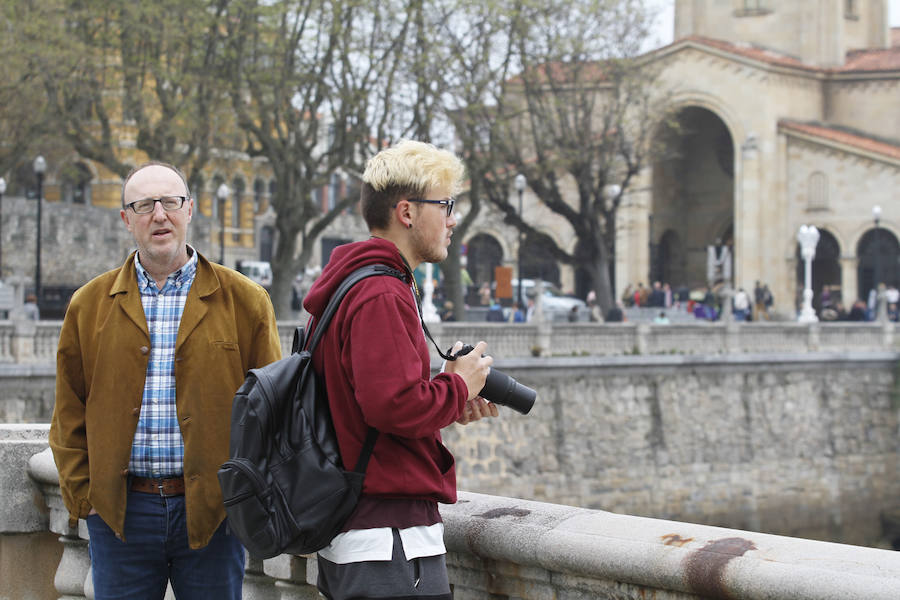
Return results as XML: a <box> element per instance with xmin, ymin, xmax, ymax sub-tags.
<box><xmin>108</xmin><ymin>250</ymin><xmax>222</xmax><ymax>346</ymax></box>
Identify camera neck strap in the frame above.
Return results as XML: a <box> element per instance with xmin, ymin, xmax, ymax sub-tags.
<box><xmin>399</xmin><ymin>254</ymin><xmax>454</xmax><ymax>362</ymax></box>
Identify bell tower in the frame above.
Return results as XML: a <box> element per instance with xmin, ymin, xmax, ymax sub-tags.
<box><xmin>672</xmin><ymin>0</ymin><xmax>890</xmax><ymax>67</ymax></box>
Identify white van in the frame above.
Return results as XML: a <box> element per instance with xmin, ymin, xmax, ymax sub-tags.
<box><xmin>237</xmin><ymin>261</ymin><xmax>273</xmax><ymax>288</ymax></box>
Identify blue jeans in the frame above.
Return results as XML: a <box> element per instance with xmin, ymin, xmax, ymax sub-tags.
<box><xmin>86</xmin><ymin>490</ymin><xmax>244</xmax><ymax>600</ymax></box>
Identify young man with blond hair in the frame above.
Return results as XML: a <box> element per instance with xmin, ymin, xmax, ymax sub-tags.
<box><xmin>303</xmin><ymin>140</ymin><xmax>499</xmax><ymax>599</ymax></box>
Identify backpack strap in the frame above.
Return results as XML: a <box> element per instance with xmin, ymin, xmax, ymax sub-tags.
<box><xmin>353</xmin><ymin>427</ymin><xmax>380</xmax><ymax>474</ymax></box>
<box><xmin>291</xmin><ymin>326</ymin><xmax>305</xmax><ymax>354</ymax></box>
<box><xmin>305</xmin><ymin>264</ymin><xmax>406</xmax><ymax>355</ymax></box>
<box><xmin>305</xmin><ymin>264</ymin><xmax>406</xmax><ymax>474</ymax></box>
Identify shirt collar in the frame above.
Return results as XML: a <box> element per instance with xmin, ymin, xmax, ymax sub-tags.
<box><xmin>135</xmin><ymin>245</ymin><xmax>197</xmax><ymax>291</ymax></box>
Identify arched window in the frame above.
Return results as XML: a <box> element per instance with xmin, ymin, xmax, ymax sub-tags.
<box><xmin>259</xmin><ymin>225</ymin><xmax>275</xmax><ymax>263</ymax></box>
<box><xmin>253</xmin><ymin>178</ymin><xmax>265</xmax><ymax>213</ymax></box>
<box><xmin>807</xmin><ymin>172</ymin><xmax>828</xmax><ymax>211</ymax></box>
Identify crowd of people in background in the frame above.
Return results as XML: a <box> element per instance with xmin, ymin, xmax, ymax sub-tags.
<box><xmin>618</xmin><ymin>280</ymin><xmax>775</xmax><ymax>322</ymax></box>
<box><xmin>819</xmin><ymin>283</ymin><xmax>899</xmax><ymax>322</ymax></box>
<box><xmin>296</xmin><ymin>264</ymin><xmax>898</xmax><ymax>325</ymax></box>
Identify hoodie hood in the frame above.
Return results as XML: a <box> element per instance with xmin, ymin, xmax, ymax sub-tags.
<box><xmin>303</xmin><ymin>237</ymin><xmax>409</xmax><ymax>319</ymax></box>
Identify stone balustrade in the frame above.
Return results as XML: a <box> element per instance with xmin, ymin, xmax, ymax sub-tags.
<box><xmin>4</xmin><ymin>427</ymin><xmax>900</xmax><ymax>599</ymax></box>
<box><xmin>276</xmin><ymin>320</ymin><xmax>898</xmax><ymax>361</ymax></box>
<box><xmin>2</xmin><ymin>319</ymin><xmax>896</xmax><ymax>364</ymax></box>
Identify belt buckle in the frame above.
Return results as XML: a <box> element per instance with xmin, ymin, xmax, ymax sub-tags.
<box><xmin>157</xmin><ymin>481</ymin><xmax>166</xmax><ymax>497</ymax></box>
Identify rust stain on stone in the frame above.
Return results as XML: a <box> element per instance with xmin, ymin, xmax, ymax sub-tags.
<box><xmin>684</xmin><ymin>537</ymin><xmax>756</xmax><ymax>599</ymax></box>
<box><xmin>475</xmin><ymin>507</ymin><xmax>531</xmax><ymax>519</ymax></box>
<box><xmin>661</xmin><ymin>533</ymin><xmax>693</xmax><ymax>547</ymax></box>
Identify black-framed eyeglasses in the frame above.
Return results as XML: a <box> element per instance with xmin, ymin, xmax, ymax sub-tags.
<box><xmin>408</xmin><ymin>197</ymin><xmax>455</xmax><ymax>217</ymax></box>
<box><xmin>125</xmin><ymin>195</ymin><xmax>189</xmax><ymax>214</ymax></box>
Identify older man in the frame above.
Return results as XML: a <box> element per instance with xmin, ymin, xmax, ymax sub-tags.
<box><xmin>50</xmin><ymin>161</ymin><xmax>281</xmax><ymax>599</ymax></box>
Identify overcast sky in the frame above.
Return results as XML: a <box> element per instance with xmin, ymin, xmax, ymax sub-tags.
<box><xmin>645</xmin><ymin>0</ymin><xmax>900</xmax><ymax>50</ymax></box>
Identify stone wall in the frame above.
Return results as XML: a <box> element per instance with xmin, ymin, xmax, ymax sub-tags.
<box><xmin>3</xmin><ymin>325</ymin><xmax>898</xmax><ymax>547</ymax></box>
<box><xmin>441</xmin><ymin>351</ymin><xmax>900</xmax><ymax>547</ymax></box>
<box><xmin>0</xmin><ymin>195</ymin><xmax>212</xmax><ymax>287</ymax></box>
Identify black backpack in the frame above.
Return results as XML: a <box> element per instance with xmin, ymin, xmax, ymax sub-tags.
<box><xmin>217</xmin><ymin>264</ymin><xmax>405</xmax><ymax>558</ymax></box>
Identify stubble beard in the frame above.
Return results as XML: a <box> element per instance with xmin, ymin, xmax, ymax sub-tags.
<box><xmin>410</xmin><ymin>226</ymin><xmax>448</xmax><ymax>265</ymax></box>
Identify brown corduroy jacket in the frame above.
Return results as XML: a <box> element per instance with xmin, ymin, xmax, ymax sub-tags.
<box><xmin>49</xmin><ymin>251</ymin><xmax>281</xmax><ymax>549</ymax></box>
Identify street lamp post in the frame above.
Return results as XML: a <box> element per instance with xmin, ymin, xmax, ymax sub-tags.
<box><xmin>514</xmin><ymin>173</ymin><xmax>526</xmax><ymax>307</ymax></box>
<box><xmin>0</xmin><ymin>176</ymin><xmax>6</xmax><ymax>278</ymax></box>
<box><xmin>33</xmin><ymin>156</ymin><xmax>46</xmax><ymax>306</ymax></box>
<box><xmin>217</xmin><ymin>183</ymin><xmax>229</xmax><ymax>265</ymax></box>
<box><xmin>797</xmin><ymin>224</ymin><xmax>820</xmax><ymax>323</ymax></box>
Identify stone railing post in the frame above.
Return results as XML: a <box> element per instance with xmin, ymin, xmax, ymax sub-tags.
<box><xmin>263</xmin><ymin>553</ymin><xmax>319</xmax><ymax>599</ymax></box>
<box><xmin>725</xmin><ymin>320</ymin><xmax>740</xmax><ymax>353</ymax></box>
<box><xmin>882</xmin><ymin>320</ymin><xmax>894</xmax><ymax>349</ymax></box>
<box><xmin>535</xmin><ymin>320</ymin><xmax>552</xmax><ymax>357</ymax></box>
<box><xmin>11</xmin><ymin>317</ymin><xmax>37</xmax><ymax>363</ymax></box>
<box><xmin>807</xmin><ymin>321</ymin><xmax>821</xmax><ymax>352</ymax></box>
<box><xmin>28</xmin><ymin>447</ymin><xmax>91</xmax><ymax>599</ymax></box>
<box><xmin>635</xmin><ymin>322</ymin><xmax>650</xmax><ymax>354</ymax></box>
<box><xmin>243</xmin><ymin>555</ymin><xmax>279</xmax><ymax>599</ymax></box>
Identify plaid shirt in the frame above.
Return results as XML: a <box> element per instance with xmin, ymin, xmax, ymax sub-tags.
<box><xmin>128</xmin><ymin>249</ymin><xmax>198</xmax><ymax>478</ymax></box>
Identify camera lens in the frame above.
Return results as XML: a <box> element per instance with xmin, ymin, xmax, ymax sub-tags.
<box><xmin>479</xmin><ymin>369</ymin><xmax>536</xmax><ymax>415</ymax></box>
<box><xmin>448</xmin><ymin>343</ymin><xmax>537</xmax><ymax>415</ymax></box>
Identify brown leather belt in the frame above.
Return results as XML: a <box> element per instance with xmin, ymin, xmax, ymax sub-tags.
<box><xmin>130</xmin><ymin>476</ymin><xmax>185</xmax><ymax>497</ymax></box>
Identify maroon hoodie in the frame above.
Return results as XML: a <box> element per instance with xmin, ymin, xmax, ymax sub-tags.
<box><xmin>303</xmin><ymin>237</ymin><xmax>468</xmax><ymax>508</ymax></box>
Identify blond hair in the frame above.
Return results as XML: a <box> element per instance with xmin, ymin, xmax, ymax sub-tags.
<box><xmin>361</xmin><ymin>140</ymin><xmax>464</xmax><ymax>230</ymax></box>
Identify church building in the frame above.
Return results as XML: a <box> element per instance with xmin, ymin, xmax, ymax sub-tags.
<box><xmin>467</xmin><ymin>0</ymin><xmax>899</xmax><ymax>317</ymax></box>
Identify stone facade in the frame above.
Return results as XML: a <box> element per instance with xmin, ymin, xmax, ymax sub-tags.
<box><xmin>463</xmin><ymin>0</ymin><xmax>900</xmax><ymax>317</ymax></box>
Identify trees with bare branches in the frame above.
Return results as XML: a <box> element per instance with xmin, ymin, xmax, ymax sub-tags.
<box><xmin>441</xmin><ymin>0</ymin><xmax>665</xmax><ymax>314</ymax></box>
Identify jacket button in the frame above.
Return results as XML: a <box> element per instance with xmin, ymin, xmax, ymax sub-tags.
<box><xmin>140</xmin><ymin>346</ymin><xmax>149</xmax><ymax>355</ymax></box>
<box><xmin>132</xmin><ymin>407</ymin><xmax>140</xmax><ymax>416</ymax></box>
<box><xmin>121</xmin><ymin>468</ymin><xmax>128</xmax><ymax>477</ymax></box>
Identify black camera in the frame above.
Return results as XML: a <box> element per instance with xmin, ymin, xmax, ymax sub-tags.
<box><xmin>448</xmin><ymin>344</ymin><xmax>536</xmax><ymax>415</ymax></box>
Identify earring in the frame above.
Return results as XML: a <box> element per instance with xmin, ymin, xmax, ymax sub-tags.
<box><xmin>407</xmin><ymin>223</ymin><xmax>413</xmax><ymax>229</ymax></box>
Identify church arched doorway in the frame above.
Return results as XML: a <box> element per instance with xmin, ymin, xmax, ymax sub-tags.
<box><xmin>521</xmin><ymin>233</ymin><xmax>561</xmax><ymax>287</ymax></box>
<box><xmin>465</xmin><ymin>233</ymin><xmax>504</xmax><ymax>288</ymax></box>
<box><xmin>651</xmin><ymin>106</ymin><xmax>735</xmax><ymax>292</ymax></box>
<box><xmin>857</xmin><ymin>227</ymin><xmax>900</xmax><ymax>304</ymax></box>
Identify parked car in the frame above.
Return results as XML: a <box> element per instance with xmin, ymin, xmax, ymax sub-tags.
<box><xmin>237</xmin><ymin>260</ymin><xmax>273</xmax><ymax>288</ymax></box>
<box><xmin>509</xmin><ymin>279</ymin><xmax>590</xmax><ymax>322</ymax></box>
